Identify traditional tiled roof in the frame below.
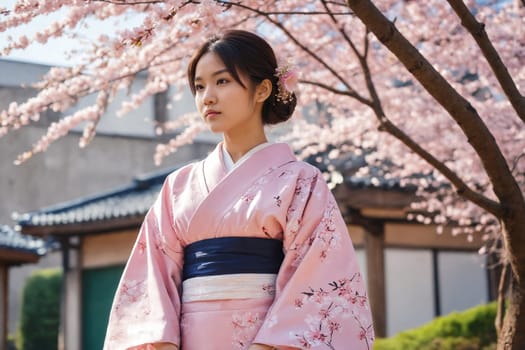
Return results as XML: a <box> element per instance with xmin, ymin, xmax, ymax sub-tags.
<box><xmin>14</xmin><ymin>149</ymin><xmax>421</xmax><ymax>233</ymax></box>
<box><xmin>15</xmin><ymin>166</ymin><xmax>179</xmax><ymax>229</ymax></box>
<box><xmin>0</xmin><ymin>225</ymin><xmax>49</xmax><ymax>255</ymax></box>
<box><xmin>305</xmin><ymin>145</ymin><xmax>423</xmax><ymax>191</ymax></box>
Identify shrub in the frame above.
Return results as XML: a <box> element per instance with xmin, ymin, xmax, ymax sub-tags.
<box><xmin>16</xmin><ymin>268</ymin><xmax>62</xmax><ymax>350</ymax></box>
<box><xmin>7</xmin><ymin>333</ymin><xmax>17</xmax><ymax>350</ymax></box>
<box><xmin>482</xmin><ymin>343</ymin><xmax>497</xmax><ymax>350</ymax></box>
<box><xmin>374</xmin><ymin>302</ymin><xmax>497</xmax><ymax>350</ymax></box>
<box><xmin>421</xmin><ymin>337</ymin><xmax>480</xmax><ymax>350</ymax></box>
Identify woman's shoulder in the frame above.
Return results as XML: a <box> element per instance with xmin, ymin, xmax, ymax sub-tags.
<box><xmin>164</xmin><ymin>160</ymin><xmax>201</xmax><ymax>185</ymax></box>
<box><xmin>281</xmin><ymin>158</ymin><xmax>323</xmax><ymax>177</ymax></box>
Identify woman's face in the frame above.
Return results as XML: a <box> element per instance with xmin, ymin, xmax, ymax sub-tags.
<box><xmin>194</xmin><ymin>52</ymin><xmax>264</xmax><ymax>136</ymax></box>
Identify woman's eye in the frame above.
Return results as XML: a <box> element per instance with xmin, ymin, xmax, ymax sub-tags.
<box><xmin>217</xmin><ymin>78</ymin><xmax>228</xmax><ymax>85</ymax></box>
<box><xmin>195</xmin><ymin>84</ymin><xmax>204</xmax><ymax>91</ymax></box>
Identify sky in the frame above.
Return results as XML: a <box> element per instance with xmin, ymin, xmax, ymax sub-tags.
<box><xmin>2</xmin><ymin>0</ymin><xmax>76</xmax><ymax>66</ymax></box>
<box><xmin>0</xmin><ymin>0</ymin><xmax>142</xmax><ymax>67</ymax></box>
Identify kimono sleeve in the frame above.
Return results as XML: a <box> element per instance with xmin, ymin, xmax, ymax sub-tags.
<box><xmin>253</xmin><ymin>168</ymin><xmax>374</xmax><ymax>350</ymax></box>
<box><xmin>104</xmin><ymin>175</ymin><xmax>183</xmax><ymax>350</ymax></box>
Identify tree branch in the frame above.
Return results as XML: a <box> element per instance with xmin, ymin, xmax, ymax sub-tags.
<box><xmin>346</xmin><ymin>0</ymin><xmax>523</xmax><ymax>219</ymax></box>
<box><xmin>90</xmin><ymin>0</ymin><xmax>163</xmax><ymax>4</ymax></box>
<box><xmin>254</xmin><ymin>10</ymin><xmax>354</xmax><ymax>15</ymax></box>
<box><xmin>218</xmin><ymin>0</ymin><xmax>358</xmax><ymax>95</ymax></box>
<box><xmin>300</xmin><ymin>79</ymin><xmax>372</xmax><ymax>106</ymax></box>
<box><xmin>322</xmin><ymin>1</ymin><xmax>385</xmax><ymax>122</ymax></box>
<box><xmin>378</xmin><ymin>115</ymin><xmax>502</xmax><ymax>217</ymax></box>
<box><xmin>196</xmin><ymin>0</ymin><xmax>353</xmax><ymax>15</ymax></box>
<box><xmin>315</xmin><ymin>0</ymin><xmax>502</xmax><ymax>218</ymax></box>
<box><xmin>446</xmin><ymin>0</ymin><xmax>525</xmax><ymax>124</ymax></box>
<box><xmin>321</xmin><ymin>0</ymin><xmax>363</xmax><ymax>58</ymax></box>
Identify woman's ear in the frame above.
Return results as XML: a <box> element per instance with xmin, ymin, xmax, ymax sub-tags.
<box><xmin>255</xmin><ymin>79</ymin><xmax>272</xmax><ymax>103</ymax></box>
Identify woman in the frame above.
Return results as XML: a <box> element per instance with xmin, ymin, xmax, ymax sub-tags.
<box><xmin>104</xmin><ymin>30</ymin><xmax>374</xmax><ymax>350</ymax></box>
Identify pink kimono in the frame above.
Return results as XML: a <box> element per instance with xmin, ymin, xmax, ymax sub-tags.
<box><xmin>104</xmin><ymin>143</ymin><xmax>374</xmax><ymax>350</ymax></box>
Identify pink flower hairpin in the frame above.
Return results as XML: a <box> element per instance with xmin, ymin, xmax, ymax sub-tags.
<box><xmin>275</xmin><ymin>61</ymin><xmax>299</xmax><ymax>104</ymax></box>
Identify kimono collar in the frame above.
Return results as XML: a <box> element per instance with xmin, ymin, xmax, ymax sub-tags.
<box><xmin>221</xmin><ymin>142</ymin><xmax>272</xmax><ymax>173</ymax></box>
<box><xmin>202</xmin><ymin>142</ymin><xmax>296</xmax><ymax>193</ymax></box>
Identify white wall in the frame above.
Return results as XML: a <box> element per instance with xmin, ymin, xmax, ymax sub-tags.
<box><xmin>355</xmin><ymin>248</ymin><xmax>367</xmax><ymax>282</ymax></box>
<box><xmin>385</xmin><ymin>248</ymin><xmax>489</xmax><ymax>337</ymax></box>
<box><xmin>438</xmin><ymin>251</ymin><xmax>488</xmax><ymax>315</ymax></box>
<box><xmin>385</xmin><ymin>248</ymin><xmax>435</xmax><ymax>336</ymax></box>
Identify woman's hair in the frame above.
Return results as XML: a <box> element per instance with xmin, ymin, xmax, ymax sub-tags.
<box><xmin>187</xmin><ymin>29</ymin><xmax>297</xmax><ymax>125</ymax></box>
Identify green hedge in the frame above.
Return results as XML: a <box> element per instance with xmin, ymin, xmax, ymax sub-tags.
<box><xmin>374</xmin><ymin>302</ymin><xmax>497</xmax><ymax>350</ymax></box>
<box><xmin>7</xmin><ymin>333</ymin><xmax>17</xmax><ymax>350</ymax></box>
<box><xmin>16</xmin><ymin>268</ymin><xmax>62</xmax><ymax>350</ymax></box>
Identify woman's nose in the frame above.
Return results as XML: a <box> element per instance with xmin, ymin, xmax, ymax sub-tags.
<box><xmin>203</xmin><ymin>88</ymin><xmax>217</xmax><ymax>105</ymax></box>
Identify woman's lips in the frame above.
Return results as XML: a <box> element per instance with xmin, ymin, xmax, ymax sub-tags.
<box><xmin>205</xmin><ymin>111</ymin><xmax>220</xmax><ymax>119</ymax></box>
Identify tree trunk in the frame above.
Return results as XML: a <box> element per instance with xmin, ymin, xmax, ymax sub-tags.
<box><xmin>498</xmin><ymin>268</ymin><xmax>525</xmax><ymax>349</ymax></box>
<box><xmin>495</xmin><ymin>262</ymin><xmax>509</xmax><ymax>337</ymax></box>
<box><xmin>497</xmin><ymin>220</ymin><xmax>525</xmax><ymax>350</ymax></box>
<box><xmin>345</xmin><ymin>1</ymin><xmax>525</xmax><ymax>349</ymax></box>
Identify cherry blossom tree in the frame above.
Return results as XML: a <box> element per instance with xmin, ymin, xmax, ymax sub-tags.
<box><xmin>1</xmin><ymin>0</ymin><xmax>524</xmax><ymax>348</ymax></box>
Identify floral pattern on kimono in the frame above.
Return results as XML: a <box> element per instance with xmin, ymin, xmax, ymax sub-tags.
<box><xmin>252</xmin><ymin>166</ymin><xmax>374</xmax><ymax>349</ymax></box>
<box><xmin>104</xmin><ymin>143</ymin><xmax>373</xmax><ymax>350</ymax></box>
<box><xmin>232</xmin><ymin>311</ymin><xmax>266</xmax><ymax>349</ymax></box>
<box><xmin>104</xmin><ymin>175</ymin><xmax>184</xmax><ymax>350</ymax></box>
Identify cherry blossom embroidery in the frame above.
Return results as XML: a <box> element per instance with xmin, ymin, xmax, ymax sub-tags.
<box><xmin>237</xmin><ymin>168</ymin><xmax>279</xmax><ymax>207</ymax></box>
<box><xmin>294</xmin><ymin>298</ymin><xmax>304</xmax><ymax>308</ymax></box>
<box><xmin>265</xmin><ymin>314</ymin><xmax>278</xmax><ymax>329</ymax></box>
<box><xmin>137</xmin><ymin>240</ymin><xmax>146</xmax><ymax>255</ymax></box>
<box><xmin>278</xmin><ymin>169</ymin><xmax>295</xmax><ymax>178</ymax></box>
<box><xmin>232</xmin><ymin>312</ymin><xmax>264</xmax><ymax>350</ymax></box>
<box><xmin>313</xmin><ymin>200</ymin><xmax>342</xmax><ymax>261</ymax></box>
<box><xmin>109</xmin><ymin>279</ymin><xmax>154</xmax><ymax>343</ymax></box>
<box><xmin>288</xmin><ymin>199</ymin><xmax>342</xmax><ymax>267</ymax></box>
<box><xmin>119</xmin><ymin>280</ymin><xmax>145</xmax><ymax>303</ymax></box>
<box><xmin>146</xmin><ymin>214</ymin><xmax>169</xmax><ymax>257</ymax></box>
<box><xmin>285</xmin><ymin>173</ymin><xmax>318</xmax><ymax>239</ymax></box>
<box><xmin>293</xmin><ymin>275</ymin><xmax>374</xmax><ymax>350</ymax></box>
<box><xmin>286</xmin><ymin>216</ymin><xmax>301</xmax><ymax>238</ymax></box>
<box><xmin>262</xmin><ymin>283</ymin><xmax>276</xmax><ymax>296</ymax></box>
<box><xmin>241</xmin><ymin>193</ymin><xmax>255</xmax><ymax>202</ymax></box>
<box><xmin>288</xmin><ymin>237</ymin><xmax>313</xmax><ymax>267</ymax></box>
<box><xmin>294</xmin><ymin>175</ymin><xmax>317</xmax><ymax>198</ymax></box>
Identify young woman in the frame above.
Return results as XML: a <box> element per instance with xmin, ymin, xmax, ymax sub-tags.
<box><xmin>104</xmin><ymin>30</ymin><xmax>374</xmax><ymax>350</ymax></box>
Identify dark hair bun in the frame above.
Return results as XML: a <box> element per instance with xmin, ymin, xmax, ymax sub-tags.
<box><xmin>264</xmin><ymin>90</ymin><xmax>297</xmax><ymax>125</ymax></box>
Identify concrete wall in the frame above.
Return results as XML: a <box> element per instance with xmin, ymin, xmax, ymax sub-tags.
<box><xmin>1</xmin><ymin>126</ymin><xmax>212</xmax><ymax>222</ymax></box>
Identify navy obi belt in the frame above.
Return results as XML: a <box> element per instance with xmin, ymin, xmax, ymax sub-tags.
<box><xmin>182</xmin><ymin>236</ymin><xmax>284</xmax><ymax>281</ymax></box>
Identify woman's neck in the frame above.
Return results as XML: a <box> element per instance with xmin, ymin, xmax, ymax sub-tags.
<box><xmin>223</xmin><ymin>132</ymin><xmax>268</xmax><ymax>163</ymax></box>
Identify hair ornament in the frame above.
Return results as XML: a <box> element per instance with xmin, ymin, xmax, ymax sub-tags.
<box><xmin>275</xmin><ymin>60</ymin><xmax>299</xmax><ymax>104</ymax></box>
